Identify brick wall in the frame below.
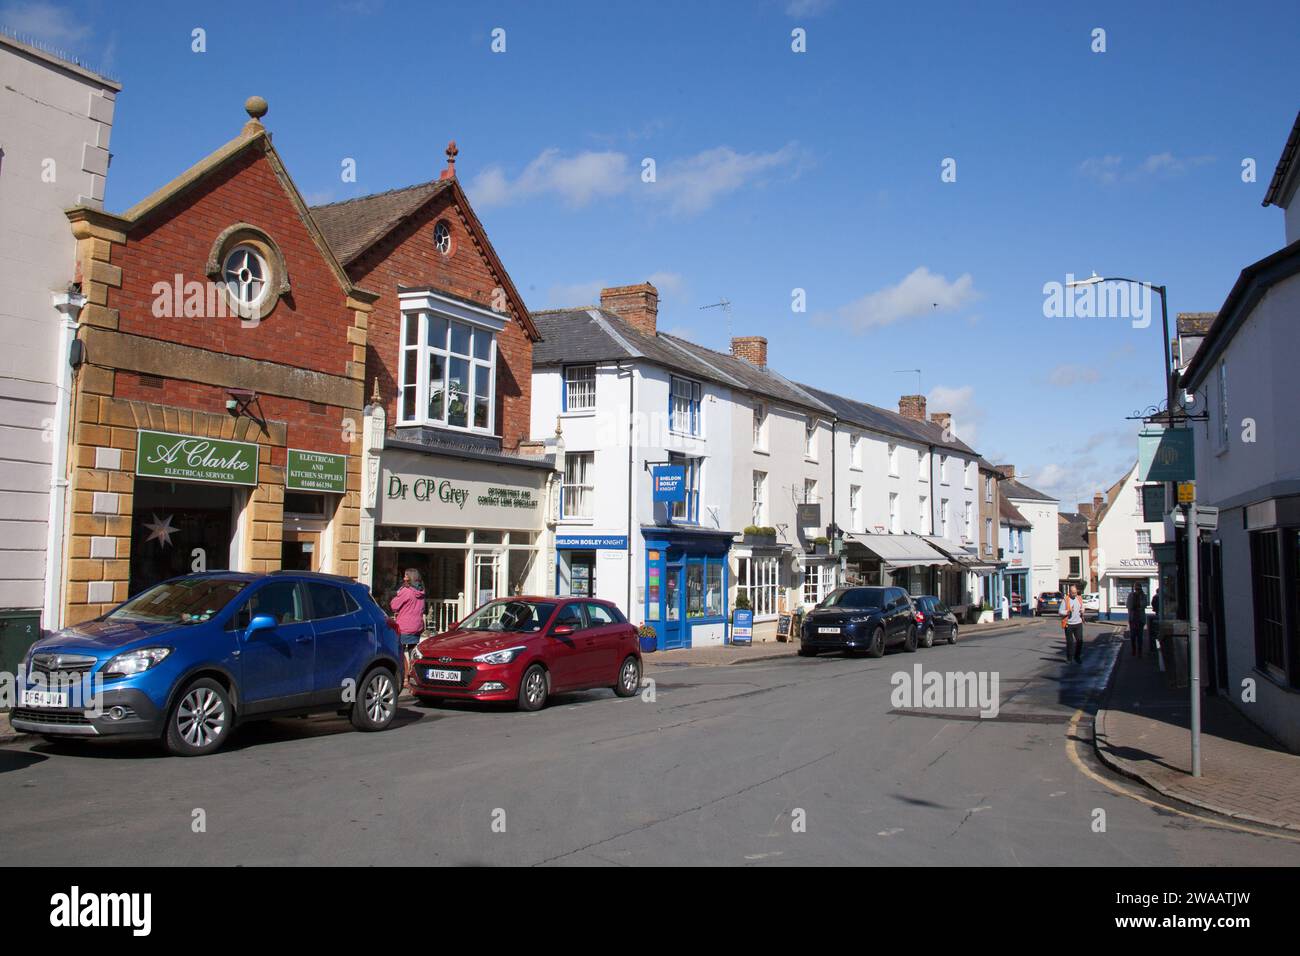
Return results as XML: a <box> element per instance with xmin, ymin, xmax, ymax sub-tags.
<box><xmin>348</xmin><ymin>190</ymin><xmax>534</xmax><ymax>449</ymax></box>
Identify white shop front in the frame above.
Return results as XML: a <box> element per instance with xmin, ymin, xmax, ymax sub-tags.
<box><xmin>363</xmin><ymin>444</ymin><xmax>555</xmax><ymax>632</ymax></box>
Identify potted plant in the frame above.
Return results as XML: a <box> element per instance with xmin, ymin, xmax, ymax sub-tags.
<box><xmin>976</xmin><ymin>601</ymin><xmax>995</xmax><ymax>624</ymax></box>
<box><xmin>811</xmin><ymin>535</ymin><xmax>830</xmax><ymax>556</ymax></box>
<box><xmin>637</xmin><ymin>623</ymin><xmax>658</xmax><ymax>654</ymax></box>
<box><xmin>742</xmin><ymin>525</ymin><xmax>777</xmax><ymax>546</ymax></box>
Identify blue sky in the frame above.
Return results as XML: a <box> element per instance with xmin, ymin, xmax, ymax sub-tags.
<box><xmin>6</xmin><ymin>0</ymin><xmax>1296</xmax><ymax>508</ymax></box>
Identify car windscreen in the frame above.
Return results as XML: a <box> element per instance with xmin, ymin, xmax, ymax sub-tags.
<box><xmin>107</xmin><ymin>578</ymin><xmax>248</xmax><ymax>625</ymax></box>
<box><xmin>460</xmin><ymin>600</ymin><xmax>557</xmax><ymax>633</ymax></box>
<box><xmin>820</xmin><ymin>588</ymin><xmax>885</xmax><ymax>609</ymax></box>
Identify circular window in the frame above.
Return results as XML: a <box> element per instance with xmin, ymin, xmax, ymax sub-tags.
<box><xmin>222</xmin><ymin>244</ymin><xmax>269</xmax><ymax>308</ymax></box>
<box><xmin>433</xmin><ymin>220</ymin><xmax>452</xmax><ymax>256</ymax></box>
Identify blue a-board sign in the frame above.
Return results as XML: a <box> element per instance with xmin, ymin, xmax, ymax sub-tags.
<box><xmin>652</xmin><ymin>465</ymin><xmax>687</xmax><ymax>504</ymax></box>
<box><xmin>732</xmin><ymin>608</ymin><xmax>754</xmax><ymax>645</ymax></box>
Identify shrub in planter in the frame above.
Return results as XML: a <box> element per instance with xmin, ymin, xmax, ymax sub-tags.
<box><xmin>636</xmin><ymin>623</ymin><xmax>658</xmax><ymax>653</ymax></box>
<box><xmin>734</xmin><ymin>591</ymin><xmax>752</xmax><ymax>611</ymax></box>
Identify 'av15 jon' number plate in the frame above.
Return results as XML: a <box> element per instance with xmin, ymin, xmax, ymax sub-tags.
<box><xmin>425</xmin><ymin>668</ymin><xmax>461</xmax><ymax>683</ymax></box>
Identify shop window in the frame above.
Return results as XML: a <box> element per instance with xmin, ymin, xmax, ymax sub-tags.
<box><xmin>396</xmin><ymin>309</ymin><xmax>496</xmax><ymax>434</ymax></box>
<box><xmin>670</xmin><ymin>376</ymin><xmax>701</xmax><ymax>435</ymax></box>
<box><xmin>564</xmin><ymin>365</ymin><xmax>596</xmax><ymax>411</ymax></box>
<box><xmin>686</xmin><ymin>562</ymin><xmax>705</xmax><ymax>618</ymax></box>
<box><xmin>567</xmin><ymin>552</ymin><xmax>595</xmax><ymax>597</ymax></box>
<box><xmin>562</xmin><ymin>453</ymin><xmax>594</xmax><ymax>519</ymax></box>
<box><xmin>1250</xmin><ymin>530</ymin><xmax>1287</xmax><ymax>680</ymax></box>
<box><xmin>803</xmin><ymin>562</ymin><xmax>832</xmax><ymax>606</ymax></box>
<box><xmin>738</xmin><ymin>555</ymin><xmax>778</xmax><ymax>618</ymax></box>
<box><xmin>284</xmin><ymin>492</ymin><xmax>327</xmax><ymax>516</ymax></box>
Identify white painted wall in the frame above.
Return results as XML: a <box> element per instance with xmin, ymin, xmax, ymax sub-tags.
<box><xmin>1009</xmin><ymin>495</ymin><xmax>1060</xmax><ymax>600</ymax></box>
<box><xmin>0</xmin><ymin>37</ymin><xmax>118</xmax><ymax>612</ymax></box>
<box><xmin>1095</xmin><ymin>463</ymin><xmax>1164</xmax><ymax>616</ymax></box>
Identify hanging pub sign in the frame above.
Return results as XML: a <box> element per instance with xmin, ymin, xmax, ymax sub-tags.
<box><xmin>286</xmin><ymin>449</ymin><xmax>347</xmax><ymax>494</ymax></box>
<box><xmin>1137</xmin><ymin>428</ymin><xmax>1194</xmax><ymax>482</ymax></box>
<box><xmin>652</xmin><ymin>465</ymin><xmax>687</xmax><ymax>504</ymax></box>
<box><xmin>136</xmin><ymin>429</ymin><xmax>258</xmax><ymax>486</ymax></box>
<box><xmin>1140</xmin><ymin>483</ymin><xmax>1167</xmax><ymax>523</ymax></box>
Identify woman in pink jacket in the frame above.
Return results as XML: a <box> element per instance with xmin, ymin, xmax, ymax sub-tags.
<box><xmin>390</xmin><ymin>569</ymin><xmax>426</xmax><ymax>670</ymax></box>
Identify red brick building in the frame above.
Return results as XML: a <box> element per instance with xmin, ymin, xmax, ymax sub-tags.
<box><xmin>310</xmin><ymin>145</ymin><xmax>557</xmax><ymax>625</ymax></box>
<box><xmin>57</xmin><ymin>97</ymin><xmax>374</xmax><ymax>625</ymax></box>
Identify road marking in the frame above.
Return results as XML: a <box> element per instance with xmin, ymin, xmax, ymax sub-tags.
<box><xmin>1064</xmin><ymin>707</ymin><xmax>1300</xmax><ymax>844</ymax></box>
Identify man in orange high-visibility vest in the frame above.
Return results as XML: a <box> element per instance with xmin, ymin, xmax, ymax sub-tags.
<box><xmin>1059</xmin><ymin>585</ymin><xmax>1085</xmax><ymax>663</ymax></box>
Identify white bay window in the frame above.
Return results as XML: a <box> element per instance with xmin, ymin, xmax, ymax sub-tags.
<box><xmin>396</xmin><ymin>290</ymin><xmax>503</xmax><ymax>435</ymax></box>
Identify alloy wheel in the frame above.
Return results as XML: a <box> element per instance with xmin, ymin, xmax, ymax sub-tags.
<box><xmin>364</xmin><ymin>671</ymin><xmax>396</xmax><ymax>724</ymax></box>
<box><xmin>620</xmin><ymin>658</ymin><xmax>639</xmax><ymax>694</ymax></box>
<box><xmin>524</xmin><ymin>669</ymin><xmax>546</xmax><ymax>707</ymax></box>
<box><xmin>176</xmin><ymin>687</ymin><xmax>226</xmax><ymax>749</ymax></box>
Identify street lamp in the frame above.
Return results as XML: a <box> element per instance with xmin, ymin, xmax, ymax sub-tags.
<box><xmin>1066</xmin><ymin>273</ymin><xmax>1200</xmax><ymax>777</ymax></box>
<box><xmin>1065</xmin><ymin>273</ymin><xmax>1173</xmax><ymax>417</ymax></box>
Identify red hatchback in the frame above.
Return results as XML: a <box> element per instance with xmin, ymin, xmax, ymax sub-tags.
<box><xmin>409</xmin><ymin>596</ymin><xmax>642</xmax><ymax>711</ymax></box>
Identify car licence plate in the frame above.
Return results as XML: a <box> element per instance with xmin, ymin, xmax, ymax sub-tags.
<box><xmin>817</xmin><ymin>627</ymin><xmax>840</xmax><ymax>634</ymax></box>
<box><xmin>20</xmin><ymin>690</ymin><xmax>69</xmax><ymax>708</ymax></box>
<box><xmin>425</xmin><ymin>668</ymin><xmax>461</xmax><ymax>683</ymax></box>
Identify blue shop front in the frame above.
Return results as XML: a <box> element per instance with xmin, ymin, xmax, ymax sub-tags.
<box><xmin>642</xmin><ymin>525</ymin><xmax>732</xmax><ymax>650</ymax></box>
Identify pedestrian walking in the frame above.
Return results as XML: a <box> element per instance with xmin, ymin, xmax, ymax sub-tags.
<box><xmin>1126</xmin><ymin>583</ymin><xmax>1148</xmax><ymax>657</ymax></box>
<box><xmin>1059</xmin><ymin>584</ymin><xmax>1085</xmax><ymax>663</ymax></box>
<box><xmin>391</xmin><ymin>568</ymin><xmax>427</xmax><ymax>676</ymax></box>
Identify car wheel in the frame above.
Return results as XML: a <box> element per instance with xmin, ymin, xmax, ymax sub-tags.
<box><xmin>902</xmin><ymin>626</ymin><xmax>918</xmax><ymax>653</ymax></box>
<box><xmin>867</xmin><ymin>627</ymin><xmax>886</xmax><ymax>658</ymax></box>
<box><xmin>351</xmin><ymin>666</ymin><xmax>397</xmax><ymax>732</ymax></box>
<box><xmin>921</xmin><ymin>626</ymin><xmax>935</xmax><ymax>649</ymax></box>
<box><xmin>797</xmin><ymin>644</ymin><xmax>818</xmax><ymax>657</ymax></box>
<box><xmin>517</xmin><ymin>664</ymin><xmax>548</xmax><ymax>712</ymax></box>
<box><xmin>614</xmin><ymin>655</ymin><xmax>640</xmax><ymax>698</ymax></box>
<box><xmin>164</xmin><ymin>677</ymin><xmax>232</xmax><ymax>757</ymax></box>
<box><xmin>948</xmin><ymin>624</ymin><xmax>958</xmax><ymax>645</ymax></box>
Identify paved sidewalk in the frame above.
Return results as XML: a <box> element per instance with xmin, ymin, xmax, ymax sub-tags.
<box><xmin>1095</xmin><ymin>642</ymin><xmax>1300</xmax><ymax>831</ymax></box>
<box><xmin>644</xmin><ymin>618</ymin><xmax>1026</xmax><ymax>668</ymax></box>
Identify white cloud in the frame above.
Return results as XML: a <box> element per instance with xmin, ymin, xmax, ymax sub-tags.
<box><xmin>468</xmin><ymin>148</ymin><xmax>630</xmax><ymax>208</ymax></box>
<box><xmin>653</xmin><ymin>142</ymin><xmax>804</xmax><ymax>216</ymax></box>
<box><xmin>0</xmin><ymin>1</ymin><xmax>89</xmax><ymax>46</ymax></box>
<box><xmin>1048</xmin><ymin>364</ymin><xmax>1101</xmax><ymax>387</ymax></box>
<box><xmin>839</xmin><ymin>267</ymin><xmax>978</xmax><ymax>331</ymax></box>
<box><xmin>646</xmin><ymin>271</ymin><xmax>686</xmax><ymax>301</ymax></box>
<box><xmin>1078</xmin><ymin>152</ymin><xmax>1214</xmax><ymax>184</ymax></box>
<box><xmin>927</xmin><ymin>383</ymin><xmax>984</xmax><ymax>447</ymax></box>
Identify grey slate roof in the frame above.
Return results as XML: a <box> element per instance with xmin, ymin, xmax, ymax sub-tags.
<box><xmin>1058</xmin><ymin>513</ymin><xmax>1089</xmax><ymax>548</ymax></box>
<box><xmin>1000</xmin><ymin>497</ymin><xmax>1031</xmax><ymax>528</ymax></box>
<box><xmin>1001</xmin><ymin>476</ymin><xmax>1058</xmax><ymax>503</ymax></box>
<box><xmin>311</xmin><ymin>180</ymin><xmax>453</xmax><ymax>265</ymax></box>
<box><xmin>799</xmin><ymin>384</ymin><xmax>978</xmax><ymax>456</ymax></box>
<box><xmin>1177</xmin><ymin>312</ymin><xmax>1216</xmax><ymax>336</ymax></box>
<box><xmin>531</xmin><ymin>308</ymin><xmax>831</xmax><ymax>414</ymax></box>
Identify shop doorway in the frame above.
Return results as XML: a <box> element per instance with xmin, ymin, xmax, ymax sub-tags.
<box><xmin>129</xmin><ymin>479</ymin><xmax>235</xmax><ymax>596</ymax></box>
<box><xmin>281</xmin><ymin>531</ymin><xmax>320</xmax><ymax>571</ymax></box>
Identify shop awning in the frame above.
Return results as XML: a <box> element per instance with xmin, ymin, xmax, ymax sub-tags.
<box><xmin>845</xmin><ymin>533</ymin><xmax>948</xmax><ymax>568</ymax></box>
<box><xmin>922</xmin><ymin>536</ymin><xmax>990</xmax><ymax>571</ymax></box>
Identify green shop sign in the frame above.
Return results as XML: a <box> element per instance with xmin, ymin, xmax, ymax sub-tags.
<box><xmin>286</xmin><ymin>449</ymin><xmax>347</xmax><ymax>494</ymax></box>
<box><xmin>1137</xmin><ymin>428</ymin><xmax>1195</xmax><ymax>482</ymax></box>
<box><xmin>136</xmin><ymin>429</ymin><xmax>259</xmax><ymax>486</ymax></box>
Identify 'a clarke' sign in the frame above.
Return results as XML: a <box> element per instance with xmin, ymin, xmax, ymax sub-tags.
<box><xmin>136</xmin><ymin>430</ymin><xmax>258</xmax><ymax>486</ymax></box>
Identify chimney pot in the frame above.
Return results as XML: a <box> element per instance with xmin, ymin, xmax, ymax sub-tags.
<box><xmin>600</xmin><ymin>282</ymin><xmax>659</xmax><ymax>336</ymax></box>
<box><xmin>730</xmin><ymin>336</ymin><xmax>768</xmax><ymax>367</ymax></box>
<box><xmin>899</xmin><ymin>394</ymin><xmax>927</xmax><ymax>420</ymax></box>
<box><xmin>995</xmin><ymin>464</ymin><xmax>1015</xmax><ymax>479</ymax></box>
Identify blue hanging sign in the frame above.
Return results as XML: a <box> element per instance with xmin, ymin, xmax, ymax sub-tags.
<box><xmin>652</xmin><ymin>465</ymin><xmax>687</xmax><ymax>504</ymax></box>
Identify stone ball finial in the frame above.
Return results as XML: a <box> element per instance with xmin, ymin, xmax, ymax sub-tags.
<box><xmin>245</xmin><ymin>96</ymin><xmax>269</xmax><ymax>121</ymax></box>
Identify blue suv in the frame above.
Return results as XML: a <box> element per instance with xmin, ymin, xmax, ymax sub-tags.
<box><xmin>13</xmin><ymin>571</ymin><xmax>403</xmax><ymax>756</ymax></box>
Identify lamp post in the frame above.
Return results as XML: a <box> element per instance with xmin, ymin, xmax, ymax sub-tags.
<box><xmin>1065</xmin><ymin>273</ymin><xmax>1200</xmax><ymax>777</ymax></box>
<box><xmin>1065</xmin><ymin>274</ymin><xmax>1172</xmax><ymax>417</ymax></box>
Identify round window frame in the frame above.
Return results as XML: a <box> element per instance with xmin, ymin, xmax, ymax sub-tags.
<box><xmin>205</xmin><ymin>223</ymin><xmax>290</xmax><ymax>324</ymax></box>
<box><xmin>221</xmin><ymin>243</ymin><xmax>272</xmax><ymax>312</ymax></box>
<box><xmin>433</xmin><ymin>220</ymin><xmax>453</xmax><ymax>257</ymax></box>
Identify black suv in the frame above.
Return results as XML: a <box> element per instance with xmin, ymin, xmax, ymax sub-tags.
<box><xmin>799</xmin><ymin>586</ymin><xmax>918</xmax><ymax>657</ymax></box>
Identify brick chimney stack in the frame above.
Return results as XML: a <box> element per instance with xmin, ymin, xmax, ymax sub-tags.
<box><xmin>995</xmin><ymin>464</ymin><xmax>1016</xmax><ymax>479</ymax></box>
<box><xmin>930</xmin><ymin>411</ymin><xmax>953</xmax><ymax>433</ymax></box>
<box><xmin>600</xmin><ymin>283</ymin><xmax>659</xmax><ymax>336</ymax></box>
<box><xmin>731</xmin><ymin>336</ymin><xmax>768</xmax><ymax>367</ymax></box>
<box><xmin>899</xmin><ymin>394</ymin><xmax>927</xmax><ymax>420</ymax></box>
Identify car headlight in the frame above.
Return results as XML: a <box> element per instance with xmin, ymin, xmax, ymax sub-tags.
<box><xmin>472</xmin><ymin>645</ymin><xmax>526</xmax><ymax>665</ymax></box>
<box><xmin>103</xmin><ymin>647</ymin><xmax>171</xmax><ymax>678</ymax></box>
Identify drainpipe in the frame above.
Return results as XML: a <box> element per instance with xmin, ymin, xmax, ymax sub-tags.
<box><xmin>619</xmin><ymin>361</ymin><xmax>635</xmax><ymax>617</ymax></box>
<box><xmin>44</xmin><ymin>288</ymin><xmax>86</xmax><ymax>634</ymax></box>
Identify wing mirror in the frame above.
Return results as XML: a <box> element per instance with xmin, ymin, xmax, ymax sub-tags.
<box><xmin>245</xmin><ymin>613</ymin><xmax>276</xmax><ymax>637</ymax></box>
<box><xmin>551</xmin><ymin>624</ymin><xmax>576</xmax><ymax>637</ymax></box>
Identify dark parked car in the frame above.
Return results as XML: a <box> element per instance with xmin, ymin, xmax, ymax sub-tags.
<box><xmin>12</xmin><ymin>571</ymin><xmax>403</xmax><ymax>756</ymax></box>
<box><xmin>409</xmin><ymin>597</ymin><xmax>641</xmax><ymax>711</ymax></box>
<box><xmin>799</xmin><ymin>586</ymin><xmax>918</xmax><ymax>657</ymax></box>
<box><xmin>1035</xmin><ymin>591</ymin><xmax>1064</xmax><ymax>616</ymax></box>
<box><xmin>913</xmin><ymin>595</ymin><xmax>959</xmax><ymax>647</ymax></box>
